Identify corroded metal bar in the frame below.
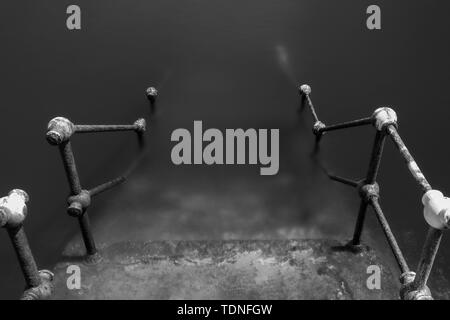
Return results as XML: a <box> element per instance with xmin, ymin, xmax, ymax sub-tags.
<box><xmin>365</xmin><ymin>130</ymin><xmax>387</xmax><ymax>185</ymax></box>
<box><xmin>0</xmin><ymin>190</ymin><xmax>54</xmax><ymax>299</ymax></box>
<box><xmin>89</xmin><ymin>176</ymin><xmax>126</xmax><ymax>197</ymax></box>
<box><xmin>387</xmin><ymin>125</ymin><xmax>431</xmax><ymax>193</ymax></box>
<box><xmin>59</xmin><ymin>141</ymin><xmax>82</xmax><ymax>194</ymax></box>
<box><xmin>413</xmin><ymin>227</ymin><xmax>443</xmax><ymax>290</ymax></box>
<box><xmin>58</xmin><ymin>141</ymin><xmax>97</xmax><ymax>256</ymax></box>
<box><xmin>75</xmin><ymin>118</ymin><xmax>146</xmax><ymax>134</ymax></box>
<box><xmin>299</xmin><ymin>84</ymin><xmax>320</xmax><ymax>123</ymax></box>
<box><xmin>78</xmin><ymin>214</ymin><xmax>97</xmax><ymax>256</ymax></box>
<box><xmin>351</xmin><ymin>131</ymin><xmax>387</xmax><ymax>246</ymax></box>
<box><xmin>328</xmin><ymin>174</ymin><xmax>359</xmax><ymax>187</ymax></box>
<box><xmin>7</xmin><ymin>226</ymin><xmax>41</xmax><ymax>288</ymax></box>
<box><xmin>319</xmin><ymin>117</ymin><xmax>373</xmax><ymax>133</ymax></box>
<box><xmin>370</xmin><ymin>198</ymin><xmax>410</xmax><ymax>274</ymax></box>
<box><xmin>351</xmin><ymin>201</ymin><xmax>369</xmax><ymax>246</ymax></box>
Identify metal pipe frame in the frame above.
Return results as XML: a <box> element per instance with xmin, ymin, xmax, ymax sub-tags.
<box><xmin>47</xmin><ymin>117</ymin><xmax>147</xmax><ymax>262</ymax></box>
<box><xmin>299</xmin><ymin>84</ymin><xmax>445</xmax><ymax>300</ymax></box>
<box><xmin>0</xmin><ymin>189</ymin><xmax>54</xmax><ymax>300</ymax></box>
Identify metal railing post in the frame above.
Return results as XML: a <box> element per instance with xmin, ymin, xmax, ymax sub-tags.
<box><xmin>0</xmin><ymin>189</ymin><xmax>54</xmax><ymax>299</ymax></box>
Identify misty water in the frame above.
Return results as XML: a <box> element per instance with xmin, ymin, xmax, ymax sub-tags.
<box><xmin>0</xmin><ymin>1</ymin><xmax>449</xmax><ymax>299</ymax></box>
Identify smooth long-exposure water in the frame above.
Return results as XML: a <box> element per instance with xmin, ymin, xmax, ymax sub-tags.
<box><xmin>0</xmin><ymin>0</ymin><xmax>449</xmax><ymax>299</ymax></box>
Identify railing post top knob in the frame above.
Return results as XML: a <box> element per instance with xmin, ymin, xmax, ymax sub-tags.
<box><xmin>422</xmin><ymin>189</ymin><xmax>450</xmax><ymax>230</ymax></box>
<box><xmin>145</xmin><ymin>87</ymin><xmax>158</xmax><ymax>98</ymax></box>
<box><xmin>312</xmin><ymin>121</ymin><xmax>325</xmax><ymax>136</ymax></box>
<box><xmin>134</xmin><ymin>118</ymin><xmax>146</xmax><ymax>133</ymax></box>
<box><xmin>46</xmin><ymin>117</ymin><xmax>75</xmax><ymax>145</ymax></box>
<box><xmin>372</xmin><ymin>107</ymin><xmax>398</xmax><ymax>131</ymax></box>
<box><xmin>299</xmin><ymin>84</ymin><xmax>311</xmax><ymax>95</ymax></box>
<box><xmin>0</xmin><ymin>189</ymin><xmax>29</xmax><ymax>228</ymax></box>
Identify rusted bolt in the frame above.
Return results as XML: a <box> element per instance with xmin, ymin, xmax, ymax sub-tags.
<box><xmin>67</xmin><ymin>190</ymin><xmax>91</xmax><ymax>217</ymax></box>
<box><xmin>372</xmin><ymin>107</ymin><xmax>397</xmax><ymax>131</ymax></box>
<box><xmin>74</xmin><ymin>119</ymin><xmax>147</xmax><ymax>133</ymax></box>
<box><xmin>46</xmin><ymin>117</ymin><xmax>75</xmax><ymax>145</ymax></box>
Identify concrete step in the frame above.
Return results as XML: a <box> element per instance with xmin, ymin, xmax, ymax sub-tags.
<box><xmin>50</xmin><ymin>239</ymin><xmax>400</xmax><ymax>299</ymax></box>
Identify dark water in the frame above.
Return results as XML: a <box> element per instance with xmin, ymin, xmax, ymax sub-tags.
<box><xmin>0</xmin><ymin>0</ymin><xmax>450</xmax><ymax>299</ymax></box>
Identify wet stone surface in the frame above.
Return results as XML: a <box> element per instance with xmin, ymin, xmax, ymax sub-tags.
<box><xmin>51</xmin><ymin>239</ymin><xmax>400</xmax><ymax>299</ymax></box>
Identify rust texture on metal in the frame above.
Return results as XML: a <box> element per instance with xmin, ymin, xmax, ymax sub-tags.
<box><xmin>0</xmin><ymin>190</ymin><xmax>54</xmax><ymax>299</ymax></box>
<box><xmin>300</xmin><ymin>84</ymin><xmax>444</xmax><ymax>300</ymax></box>
<box><xmin>75</xmin><ymin>118</ymin><xmax>146</xmax><ymax>134</ymax></box>
<box><xmin>146</xmin><ymin>86</ymin><xmax>158</xmax><ymax>113</ymax></box>
<box><xmin>387</xmin><ymin>125</ymin><xmax>432</xmax><ymax>193</ymax></box>
<box><xmin>46</xmin><ymin>92</ymin><xmax>154</xmax><ymax>265</ymax></box>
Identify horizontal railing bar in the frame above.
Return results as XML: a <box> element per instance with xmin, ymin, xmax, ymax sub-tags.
<box><xmin>89</xmin><ymin>176</ymin><xmax>126</xmax><ymax>197</ymax></box>
<box><xmin>319</xmin><ymin>117</ymin><xmax>373</xmax><ymax>133</ymax></box>
<box><xmin>75</xmin><ymin>124</ymin><xmax>139</xmax><ymax>133</ymax></box>
<box><xmin>328</xmin><ymin>174</ymin><xmax>359</xmax><ymax>187</ymax></box>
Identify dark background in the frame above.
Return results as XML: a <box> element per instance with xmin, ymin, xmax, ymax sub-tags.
<box><xmin>0</xmin><ymin>0</ymin><xmax>449</xmax><ymax>299</ymax></box>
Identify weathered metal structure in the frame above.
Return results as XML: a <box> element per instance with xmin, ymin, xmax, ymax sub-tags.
<box><xmin>0</xmin><ymin>87</ymin><xmax>156</xmax><ymax>299</ymax></box>
<box><xmin>300</xmin><ymin>84</ymin><xmax>449</xmax><ymax>300</ymax></box>
<box><xmin>1</xmin><ymin>83</ymin><xmax>447</xmax><ymax>299</ymax></box>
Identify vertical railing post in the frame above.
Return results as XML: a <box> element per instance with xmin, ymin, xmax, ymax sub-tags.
<box><xmin>146</xmin><ymin>86</ymin><xmax>158</xmax><ymax>114</ymax></box>
<box><xmin>0</xmin><ymin>189</ymin><xmax>54</xmax><ymax>299</ymax></box>
<box><xmin>58</xmin><ymin>139</ymin><xmax>98</xmax><ymax>259</ymax></box>
<box><xmin>350</xmin><ymin>108</ymin><xmax>396</xmax><ymax>247</ymax></box>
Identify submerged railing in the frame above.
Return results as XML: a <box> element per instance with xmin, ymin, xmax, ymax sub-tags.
<box><xmin>1</xmin><ymin>82</ymin><xmax>447</xmax><ymax>300</ymax></box>
<box><xmin>0</xmin><ymin>87</ymin><xmax>157</xmax><ymax>299</ymax></box>
<box><xmin>0</xmin><ymin>190</ymin><xmax>53</xmax><ymax>299</ymax></box>
<box><xmin>45</xmin><ymin>116</ymin><xmax>147</xmax><ymax>262</ymax></box>
<box><xmin>299</xmin><ymin>84</ymin><xmax>448</xmax><ymax>300</ymax></box>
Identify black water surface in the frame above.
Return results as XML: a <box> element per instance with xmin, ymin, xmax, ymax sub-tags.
<box><xmin>0</xmin><ymin>0</ymin><xmax>449</xmax><ymax>299</ymax></box>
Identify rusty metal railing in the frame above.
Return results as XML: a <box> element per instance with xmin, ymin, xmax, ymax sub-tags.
<box><xmin>43</xmin><ymin>87</ymin><xmax>157</xmax><ymax>265</ymax></box>
<box><xmin>299</xmin><ymin>84</ymin><xmax>448</xmax><ymax>300</ymax></box>
<box><xmin>1</xmin><ymin>87</ymin><xmax>157</xmax><ymax>299</ymax></box>
<box><xmin>45</xmin><ymin>117</ymin><xmax>147</xmax><ymax>263</ymax></box>
<box><xmin>0</xmin><ymin>190</ymin><xmax>54</xmax><ymax>299</ymax></box>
